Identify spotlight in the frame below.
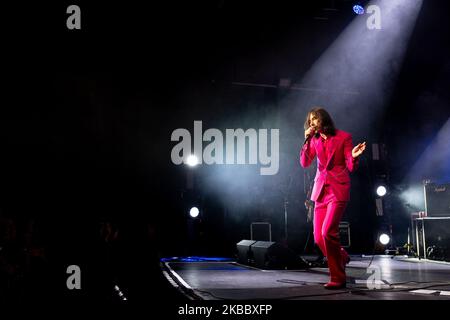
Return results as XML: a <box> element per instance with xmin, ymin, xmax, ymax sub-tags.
<box><xmin>379</xmin><ymin>233</ymin><xmax>390</xmax><ymax>245</ymax></box>
<box><xmin>189</xmin><ymin>207</ymin><xmax>200</xmax><ymax>218</ymax></box>
<box><xmin>186</xmin><ymin>155</ymin><xmax>199</xmax><ymax>167</ymax></box>
<box><xmin>353</xmin><ymin>4</ymin><xmax>365</xmax><ymax>15</ymax></box>
<box><xmin>376</xmin><ymin>185</ymin><xmax>387</xmax><ymax>197</ymax></box>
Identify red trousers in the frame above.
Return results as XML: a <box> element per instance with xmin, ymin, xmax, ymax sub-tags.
<box><xmin>314</xmin><ymin>186</ymin><xmax>349</xmax><ymax>283</ymax></box>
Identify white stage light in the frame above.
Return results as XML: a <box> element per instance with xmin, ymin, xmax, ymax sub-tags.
<box><xmin>186</xmin><ymin>155</ymin><xmax>199</xmax><ymax>167</ymax></box>
<box><xmin>376</xmin><ymin>185</ymin><xmax>387</xmax><ymax>197</ymax></box>
<box><xmin>379</xmin><ymin>233</ymin><xmax>390</xmax><ymax>245</ymax></box>
<box><xmin>189</xmin><ymin>207</ymin><xmax>200</xmax><ymax>218</ymax></box>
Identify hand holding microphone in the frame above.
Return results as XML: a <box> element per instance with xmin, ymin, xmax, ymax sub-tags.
<box><xmin>304</xmin><ymin>126</ymin><xmax>316</xmax><ymax>139</ymax></box>
<box><xmin>303</xmin><ymin>126</ymin><xmax>317</xmax><ymax>145</ymax></box>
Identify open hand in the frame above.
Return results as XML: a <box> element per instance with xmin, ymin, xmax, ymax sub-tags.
<box><xmin>352</xmin><ymin>141</ymin><xmax>366</xmax><ymax>158</ymax></box>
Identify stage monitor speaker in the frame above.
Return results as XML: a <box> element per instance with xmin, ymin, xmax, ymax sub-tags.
<box><xmin>425</xmin><ymin>183</ymin><xmax>450</xmax><ymax>217</ymax></box>
<box><xmin>236</xmin><ymin>240</ymin><xmax>256</xmax><ymax>265</ymax></box>
<box><xmin>251</xmin><ymin>241</ymin><xmax>308</xmax><ymax>269</ymax></box>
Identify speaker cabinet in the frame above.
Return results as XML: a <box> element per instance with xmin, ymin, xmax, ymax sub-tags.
<box><xmin>415</xmin><ymin>217</ymin><xmax>450</xmax><ymax>261</ymax></box>
<box><xmin>425</xmin><ymin>183</ymin><xmax>450</xmax><ymax>217</ymax></box>
<box><xmin>339</xmin><ymin>222</ymin><xmax>351</xmax><ymax>248</ymax></box>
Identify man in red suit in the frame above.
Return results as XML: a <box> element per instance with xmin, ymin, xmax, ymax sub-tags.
<box><xmin>300</xmin><ymin>107</ymin><xmax>366</xmax><ymax>289</ymax></box>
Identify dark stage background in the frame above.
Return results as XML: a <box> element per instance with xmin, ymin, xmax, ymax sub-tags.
<box><xmin>1</xmin><ymin>0</ymin><xmax>449</xmax><ymax>304</ymax></box>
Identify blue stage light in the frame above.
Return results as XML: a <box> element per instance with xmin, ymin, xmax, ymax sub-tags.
<box><xmin>353</xmin><ymin>4</ymin><xmax>365</xmax><ymax>15</ymax></box>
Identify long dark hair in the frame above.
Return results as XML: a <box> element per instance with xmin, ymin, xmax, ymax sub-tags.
<box><xmin>303</xmin><ymin>107</ymin><xmax>336</xmax><ymax>136</ymax></box>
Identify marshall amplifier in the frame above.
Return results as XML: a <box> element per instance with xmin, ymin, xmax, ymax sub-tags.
<box><xmin>424</xmin><ymin>183</ymin><xmax>450</xmax><ymax>217</ymax></box>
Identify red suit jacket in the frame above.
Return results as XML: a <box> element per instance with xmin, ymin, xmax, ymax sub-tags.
<box><xmin>300</xmin><ymin>129</ymin><xmax>358</xmax><ymax>202</ymax></box>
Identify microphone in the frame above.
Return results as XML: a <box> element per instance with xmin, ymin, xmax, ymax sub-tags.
<box><xmin>303</xmin><ymin>135</ymin><xmax>312</xmax><ymax>145</ymax></box>
<box><xmin>303</xmin><ymin>128</ymin><xmax>317</xmax><ymax>145</ymax></box>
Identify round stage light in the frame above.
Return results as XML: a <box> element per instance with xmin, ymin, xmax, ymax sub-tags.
<box><xmin>379</xmin><ymin>233</ymin><xmax>390</xmax><ymax>245</ymax></box>
<box><xmin>353</xmin><ymin>4</ymin><xmax>365</xmax><ymax>15</ymax></box>
<box><xmin>376</xmin><ymin>185</ymin><xmax>387</xmax><ymax>197</ymax></box>
<box><xmin>186</xmin><ymin>155</ymin><xmax>199</xmax><ymax>167</ymax></box>
<box><xmin>189</xmin><ymin>207</ymin><xmax>200</xmax><ymax>218</ymax></box>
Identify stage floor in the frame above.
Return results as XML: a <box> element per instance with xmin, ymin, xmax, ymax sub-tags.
<box><xmin>161</xmin><ymin>255</ymin><xmax>450</xmax><ymax>300</ymax></box>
